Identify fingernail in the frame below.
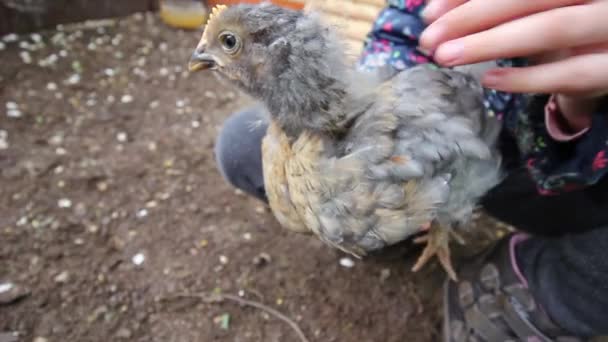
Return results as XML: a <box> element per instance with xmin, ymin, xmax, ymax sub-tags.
<box><xmin>420</xmin><ymin>24</ymin><xmax>443</xmax><ymax>51</ymax></box>
<box><xmin>422</xmin><ymin>0</ymin><xmax>443</xmax><ymax>22</ymax></box>
<box><xmin>482</xmin><ymin>69</ymin><xmax>506</xmax><ymax>88</ymax></box>
<box><xmin>435</xmin><ymin>40</ymin><xmax>464</xmax><ymax>66</ymax></box>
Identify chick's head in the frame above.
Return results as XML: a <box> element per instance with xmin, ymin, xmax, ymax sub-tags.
<box><xmin>190</xmin><ymin>4</ymin><xmax>357</xmax><ymax>137</ymax></box>
<box><xmin>189</xmin><ymin>4</ymin><xmax>300</xmax><ymax>92</ymax></box>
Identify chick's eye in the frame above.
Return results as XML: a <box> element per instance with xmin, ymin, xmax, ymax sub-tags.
<box><xmin>219</xmin><ymin>32</ymin><xmax>240</xmax><ymax>54</ymax></box>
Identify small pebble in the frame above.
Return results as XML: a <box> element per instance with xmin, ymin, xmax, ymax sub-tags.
<box><xmin>116</xmin><ymin>132</ymin><xmax>128</xmax><ymax>142</ymax></box>
<box><xmin>219</xmin><ymin>255</ymin><xmax>229</xmax><ymax>265</ymax></box>
<box><xmin>136</xmin><ymin>209</ymin><xmax>148</xmax><ymax>218</ymax></box>
<box><xmin>46</xmin><ymin>82</ymin><xmax>58</xmax><ymax>91</ymax></box>
<box><xmin>104</xmin><ymin>68</ymin><xmax>116</xmax><ymax>77</ymax></box>
<box><xmin>243</xmin><ymin>233</ymin><xmax>252</xmax><ymax>240</ymax></box>
<box><xmin>380</xmin><ymin>268</ymin><xmax>391</xmax><ymax>282</ymax></box>
<box><xmin>58</xmin><ymin>198</ymin><xmax>72</xmax><ymax>208</ymax></box>
<box><xmin>121</xmin><ymin>95</ymin><xmax>133</xmax><ymax>103</ymax></box>
<box><xmin>0</xmin><ymin>42</ymin><xmax>5</xmax><ymax>50</ymax></box>
<box><xmin>3</xmin><ymin>33</ymin><xmax>18</xmax><ymax>42</ymax></box>
<box><xmin>132</xmin><ymin>253</ymin><xmax>145</xmax><ymax>266</ymax></box>
<box><xmin>49</xmin><ymin>135</ymin><xmax>63</xmax><ymax>145</ymax></box>
<box><xmin>6</xmin><ymin>109</ymin><xmax>22</xmax><ymax>118</ymax></box>
<box><xmin>191</xmin><ymin>120</ymin><xmax>200</xmax><ymax>128</ymax></box>
<box><xmin>65</xmin><ymin>74</ymin><xmax>81</xmax><ymax>85</ymax></box>
<box><xmin>339</xmin><ymin>257</ymin><xmax>355</xmax><ymax>268</ymax></box>
<box><xmin>30</xmin><ymin>33</ymin><xmax>42</xmax><ymax>43</ymax></box>
<box><xmin>0</xmin><ymin>283</ymin><xmax>14</xmax><ymax>294</ymax></box>
<box><xmin>19</xmin><ymin>51</ymin><xmax>32</xmax><ymax>64</ymax></box>
<box><xmin>33</xmin><ymin>337</ymin><xmax>48</xmax><ymax>342</ymax></box>
<box><xmin>0</xmin><ymin>130</ymin><xmax>7</xmax><ymax>150</ymax></box>
<box><xmin>54</xmin><ymin>271</ymin><xmax>69</xmax><ymax>283</ymax></box>
<box><xmin>238</xmin><ymin>290</ymin><xmax>245</xmax><ymax>297</ymax></box>
<box><xmin>16</xmin><ymin>217</ymin><xmax>28</xmax><ymax>226</ymax></box>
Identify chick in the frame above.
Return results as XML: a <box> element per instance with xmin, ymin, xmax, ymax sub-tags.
<box><xmin>189</xmin><ymin>4</ymin><xmax>502</xmax><ymax>280</ymax></box>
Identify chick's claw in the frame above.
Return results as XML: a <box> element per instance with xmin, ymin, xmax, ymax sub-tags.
<box><xmin>411</xmin><ymin>225</ymin><xmax>461</xmax><ymax>281</ymax></box>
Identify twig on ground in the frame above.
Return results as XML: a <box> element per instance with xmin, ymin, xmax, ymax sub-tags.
<box><xmin>169</xmin><ymin>292</ymin><xmax>310</xmax><ymax>342</ymax></box>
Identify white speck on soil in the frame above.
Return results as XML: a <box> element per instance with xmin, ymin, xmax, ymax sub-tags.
<box><xmin>116</xmin><ymin>132</ymin><xmax>128</xmax><ymax>142</ymax></box>
<box><xmin>121</xmin><ymin>95</ymin><xmax>133</xmax><ymax>103</ymax></box>
<box><xmin>219</xmin><ymin>255</ymin><xmax>229</xmax><ymax>265</ymax></box>
<box><xmin>0</xmin><ymin>130</ymin><xmax>8</xmax><ymax>150</ymax></box>
<box><xmin>53</xmin><ymin>271</ymin><xmax>70</xmax><ymax>283</ymax></box>
<box><xmin>65</xmin><ymin>74</ymin><xmax>81</xmax><ymax>85</ymax></box>
<box><xmin>339</xmin><ymin>257</ymin><xmax>355</xmax><ymax>268</ymax></box>
<box><xmin>132</xmin><ymin>253</ymin><xmax>145</xmax><ymax>266</ymax></box>
<box><xmin>136</xmin><ymin>209</ymin><xmax>148</xmax><ymax>218</ymax></box>
<box><xmin>19</xmin><ymin>51</ymin><xmax>32</xmax><ymax>64</ymax></box>
<box><xmin>54</xmin><ymin>271</ymin><xmax>69</xmax><ymax>283</ymax></box>
<box><xmin>0</xmin><ymin>283</ymin><xmax>14</xmax><ymax>294</ymax></box>
<box><xmin>2</xmin><ymin>33</ymin><xmax>18</xmax><ymax>42</ymax></box>
<box><xmin>58</xmin><ymin>198</ymin><xmax>72</xmax><ymax>208</ymax></box>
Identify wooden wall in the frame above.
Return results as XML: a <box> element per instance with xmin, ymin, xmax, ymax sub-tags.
<box><xmin>305</xmin><ymin>0</ymin><xmax>384</xmax><ymax>55</ymax></box>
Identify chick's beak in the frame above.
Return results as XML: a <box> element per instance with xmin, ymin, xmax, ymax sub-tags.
<box><xmin>189</xmin><ymin>49</ymin><xmax>216</xmax><ymax>72</ymax></box>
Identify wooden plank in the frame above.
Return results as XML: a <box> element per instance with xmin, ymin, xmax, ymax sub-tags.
<box><xmin>318</xmin><ymin>13</ymin><xmax>372</xmax><ymax>41</ymax></box>
<box><xmin>314</xmin><ymin>0</ymin><xmax>380</xmax><ymax>23</ymax></box>
<box><xmin>350</xmin><ymin>0</ymin><xmax>386</xmax><ymax>8</ymax></box>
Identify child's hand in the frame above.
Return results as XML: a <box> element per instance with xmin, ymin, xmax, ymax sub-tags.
<box><xmin>419</xmin><ymin>0</ymin><xmax>608</xmax><ymax>99</ymax></box>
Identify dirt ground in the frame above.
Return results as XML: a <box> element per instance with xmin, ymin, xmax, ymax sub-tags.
<box><xmin>0</xmin><ymin>13</ymin><xmax>507</xmax><ymax>342</ymax></box>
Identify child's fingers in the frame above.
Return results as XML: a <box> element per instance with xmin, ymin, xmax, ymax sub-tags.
<box><xmin>422</xmin><ymin>0</ymin><xmax>468</xmax><ymax>23</ymax></box>
<box><xmin>432</xmin><ymin>2</ymin><xmax>608</xmax><ymax>66</ymax></box>
<box><xmin>420</xmin><ymin>0</ymin><xmax>586</xmax><ymax>51</ymax></box>
<box><xmin>481</xmin><ymin>53</ymin><xmax>608</xmax><ymax>96</ymax></box>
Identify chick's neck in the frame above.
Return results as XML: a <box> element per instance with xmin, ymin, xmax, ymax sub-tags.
<box><xmin>254</xmin><ymin>33</ymin><xmax>373</xmax><ymax>140</ymax></box>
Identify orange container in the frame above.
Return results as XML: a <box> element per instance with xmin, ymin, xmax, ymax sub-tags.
<box><xmin>159</xmin><ymin>0</ymin><xmax>209</xmax><ymax>29</ymax></box>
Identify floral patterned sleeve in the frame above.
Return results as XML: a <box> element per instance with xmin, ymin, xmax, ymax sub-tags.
<box><xmin>358</xmin><ymin>0</ymin><xmax>608</xmax><ymax>195</ymax></box>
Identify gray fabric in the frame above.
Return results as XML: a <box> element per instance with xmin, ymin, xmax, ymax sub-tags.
<box><xmin>214</xmin><ymin>104</ymin><xmax>268</xmax><ymax>201</ymax></box>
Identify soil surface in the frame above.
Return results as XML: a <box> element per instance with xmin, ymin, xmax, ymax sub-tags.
<box><xmin>0</xmin><ymin>13</ymin><xmax>507</xmax><ymax>342</ymax></box>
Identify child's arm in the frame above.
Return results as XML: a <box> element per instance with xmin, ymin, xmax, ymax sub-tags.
<box><xmin>361</xmin><ymin>1</ymin><xmax>608</xmax><ymax>194</ymax></box>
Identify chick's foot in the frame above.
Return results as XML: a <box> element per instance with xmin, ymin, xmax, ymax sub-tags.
<box><xmin>411</xmin><ymin>223</ymin><xmax>463</xmax><ymax>281</ymax></box>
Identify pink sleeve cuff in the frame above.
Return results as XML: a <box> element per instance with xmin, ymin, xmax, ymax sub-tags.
<box><xmin>545</xmin><ymin>95</ymin><xmax>590</xmax><ymax>142</ymax></box>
